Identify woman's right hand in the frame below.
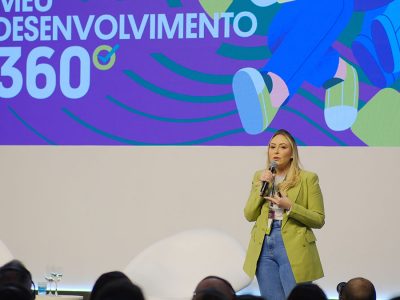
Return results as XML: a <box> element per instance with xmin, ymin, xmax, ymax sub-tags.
<box><xmin>259</xmin><ymin>169</ymin><xmax>274</xmax><ymax>183</ymax></box>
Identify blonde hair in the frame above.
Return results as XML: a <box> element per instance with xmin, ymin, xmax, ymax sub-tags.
<box><xmin>267</xmin><ymin>129</ymin><xmax>302</xmax><ymax>193</ymax></box>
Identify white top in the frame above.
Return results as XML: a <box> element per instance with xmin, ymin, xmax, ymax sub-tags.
<box><xmin>270</xmin><ymin>174</ymin><xmax>285</xmax><ymax>220</ymax></box>
<box><xmin>266</xmin><ymin>174</ymin><xmax>286</xmax><ymax>231</ymax></box>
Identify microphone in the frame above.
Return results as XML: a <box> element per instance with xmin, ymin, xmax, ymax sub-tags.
<box><xmin>260</xmin><ymin>161</ymin><xmax>277</xmax><ymax>197</ymax></box>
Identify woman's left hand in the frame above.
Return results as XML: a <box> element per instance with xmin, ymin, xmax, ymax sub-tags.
<box><xmin>265</xmin><ymin>194</ymin><xmax>292</xmax><ymax>210</ymax></box>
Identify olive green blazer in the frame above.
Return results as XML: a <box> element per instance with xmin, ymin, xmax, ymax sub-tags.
<box><xmin>243</xmin><ymin>169</ymin><xmax>325</xmax><ymax>283</ymax></box>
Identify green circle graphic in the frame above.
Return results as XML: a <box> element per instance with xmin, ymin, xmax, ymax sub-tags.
<box><xmin>92</xmin><ymin>45</ymin><xmax>117</xmax><ymax>71</ymax></box>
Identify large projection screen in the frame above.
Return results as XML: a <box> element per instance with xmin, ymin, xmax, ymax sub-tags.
<box><xmin>1</xmin><ymin>0</ymin><xmax>399</xmax><ymax>146</ymax></box>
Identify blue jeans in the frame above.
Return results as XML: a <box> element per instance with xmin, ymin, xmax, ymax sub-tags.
<box><xmin>256</xmin><ymin>220</ymin><xmax>296</xmax><ymax>300</ymax></box>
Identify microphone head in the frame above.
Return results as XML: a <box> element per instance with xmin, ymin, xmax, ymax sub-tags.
<box><xmin>270</xmin><ymin>161</ymin><xmax>277</xmax><ymax>173</ymax></box>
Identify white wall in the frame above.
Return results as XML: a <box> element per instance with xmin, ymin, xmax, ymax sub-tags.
<box><xmin>0</xmin><ymin>147</ymin><xmax>399</xmax><ymax>299</ymax></box>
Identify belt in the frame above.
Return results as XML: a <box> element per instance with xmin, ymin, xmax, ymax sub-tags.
<box><xmin>272</xmin><ymin>219</ymin><xmax>282</xmax><ymax>226</ymax></box>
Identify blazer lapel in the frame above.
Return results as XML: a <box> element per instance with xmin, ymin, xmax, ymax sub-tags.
<box><xmin>288</xmin><ymin>183</ymin><xmax>302</xmax><ymax>205</ymax></box>
<box><xmin>282</xmin><ymin>179</ymin><xmax>302</xmax><ymax>228</ymax></box>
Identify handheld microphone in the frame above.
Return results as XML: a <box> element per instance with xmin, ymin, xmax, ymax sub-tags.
<box><xmin>260</xmin><ymin>161</ymin><xmax>277</xmax><ymax>197</ymax></box>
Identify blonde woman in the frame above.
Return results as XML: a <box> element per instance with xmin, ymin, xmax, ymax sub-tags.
<box><xmin>243</xmin><ymin>129</ymin><xmax>325</xmax><ymax>300</ymax></box>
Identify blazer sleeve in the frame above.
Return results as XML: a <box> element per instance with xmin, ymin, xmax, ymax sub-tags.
<box><xmin>244</xmin><ymin>171</ymin><xmax>267</xmax><ymax>222</ymax></box>
<box><xmin>288</xmin><ymin>172</ymin><xmax>325</xmax><ymax>229</ymax></box>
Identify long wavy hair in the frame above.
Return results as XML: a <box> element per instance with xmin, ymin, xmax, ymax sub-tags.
<box><xmin>266</xmin><ymin>129</ymin><xmax>302</xmax><ymax>193</ymax></box>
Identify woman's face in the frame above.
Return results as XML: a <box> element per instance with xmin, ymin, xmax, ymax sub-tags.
<box><xmin>268</xmin><ymin>134</ymin><xmax>293</xmax><ymax>171</ymax></box>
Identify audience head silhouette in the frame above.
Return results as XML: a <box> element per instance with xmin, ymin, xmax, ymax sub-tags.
<box><xmin>0</xmin><ymin>260</ymin><xmax>34</xmax><ymax>300</ymax></box>
<box><xmin>193</xmin><ymin>276</ymin><xmax>236</xmax><ymax>300</ymax></box>
<box><xmin>340</xmin><ymin>277</ymin><xmax>376</xmax><ymax>300</ymax></box>
<box><xmin>90</xmin><ymin>271</ymin><xmax>144</xmax><ymax>300</ymax></box>
<box><xmin>287</xmin><ymin>283</ymin><xmax>327</xmax><ymax>300</ymax></box>
<box><xmin>90</xmin><ymin>271</ymin><xmax>129</xmax><ymax>300</ymax></box>
<box><xmin>193</xmin><ymin>287</ymin><xmax>231</xmax><ymax>300</ymax></box>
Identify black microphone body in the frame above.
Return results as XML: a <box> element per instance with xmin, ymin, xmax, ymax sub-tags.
<box><xmin>260</xmin><ymin>161</ymin><xmax>277</xmax><ymax>197</ymax></box>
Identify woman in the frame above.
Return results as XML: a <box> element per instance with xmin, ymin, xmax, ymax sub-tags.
<box><xmin>243</xmin><ymin>129</ymin><xmax>325</xmax><ymax>300</ymax></box>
